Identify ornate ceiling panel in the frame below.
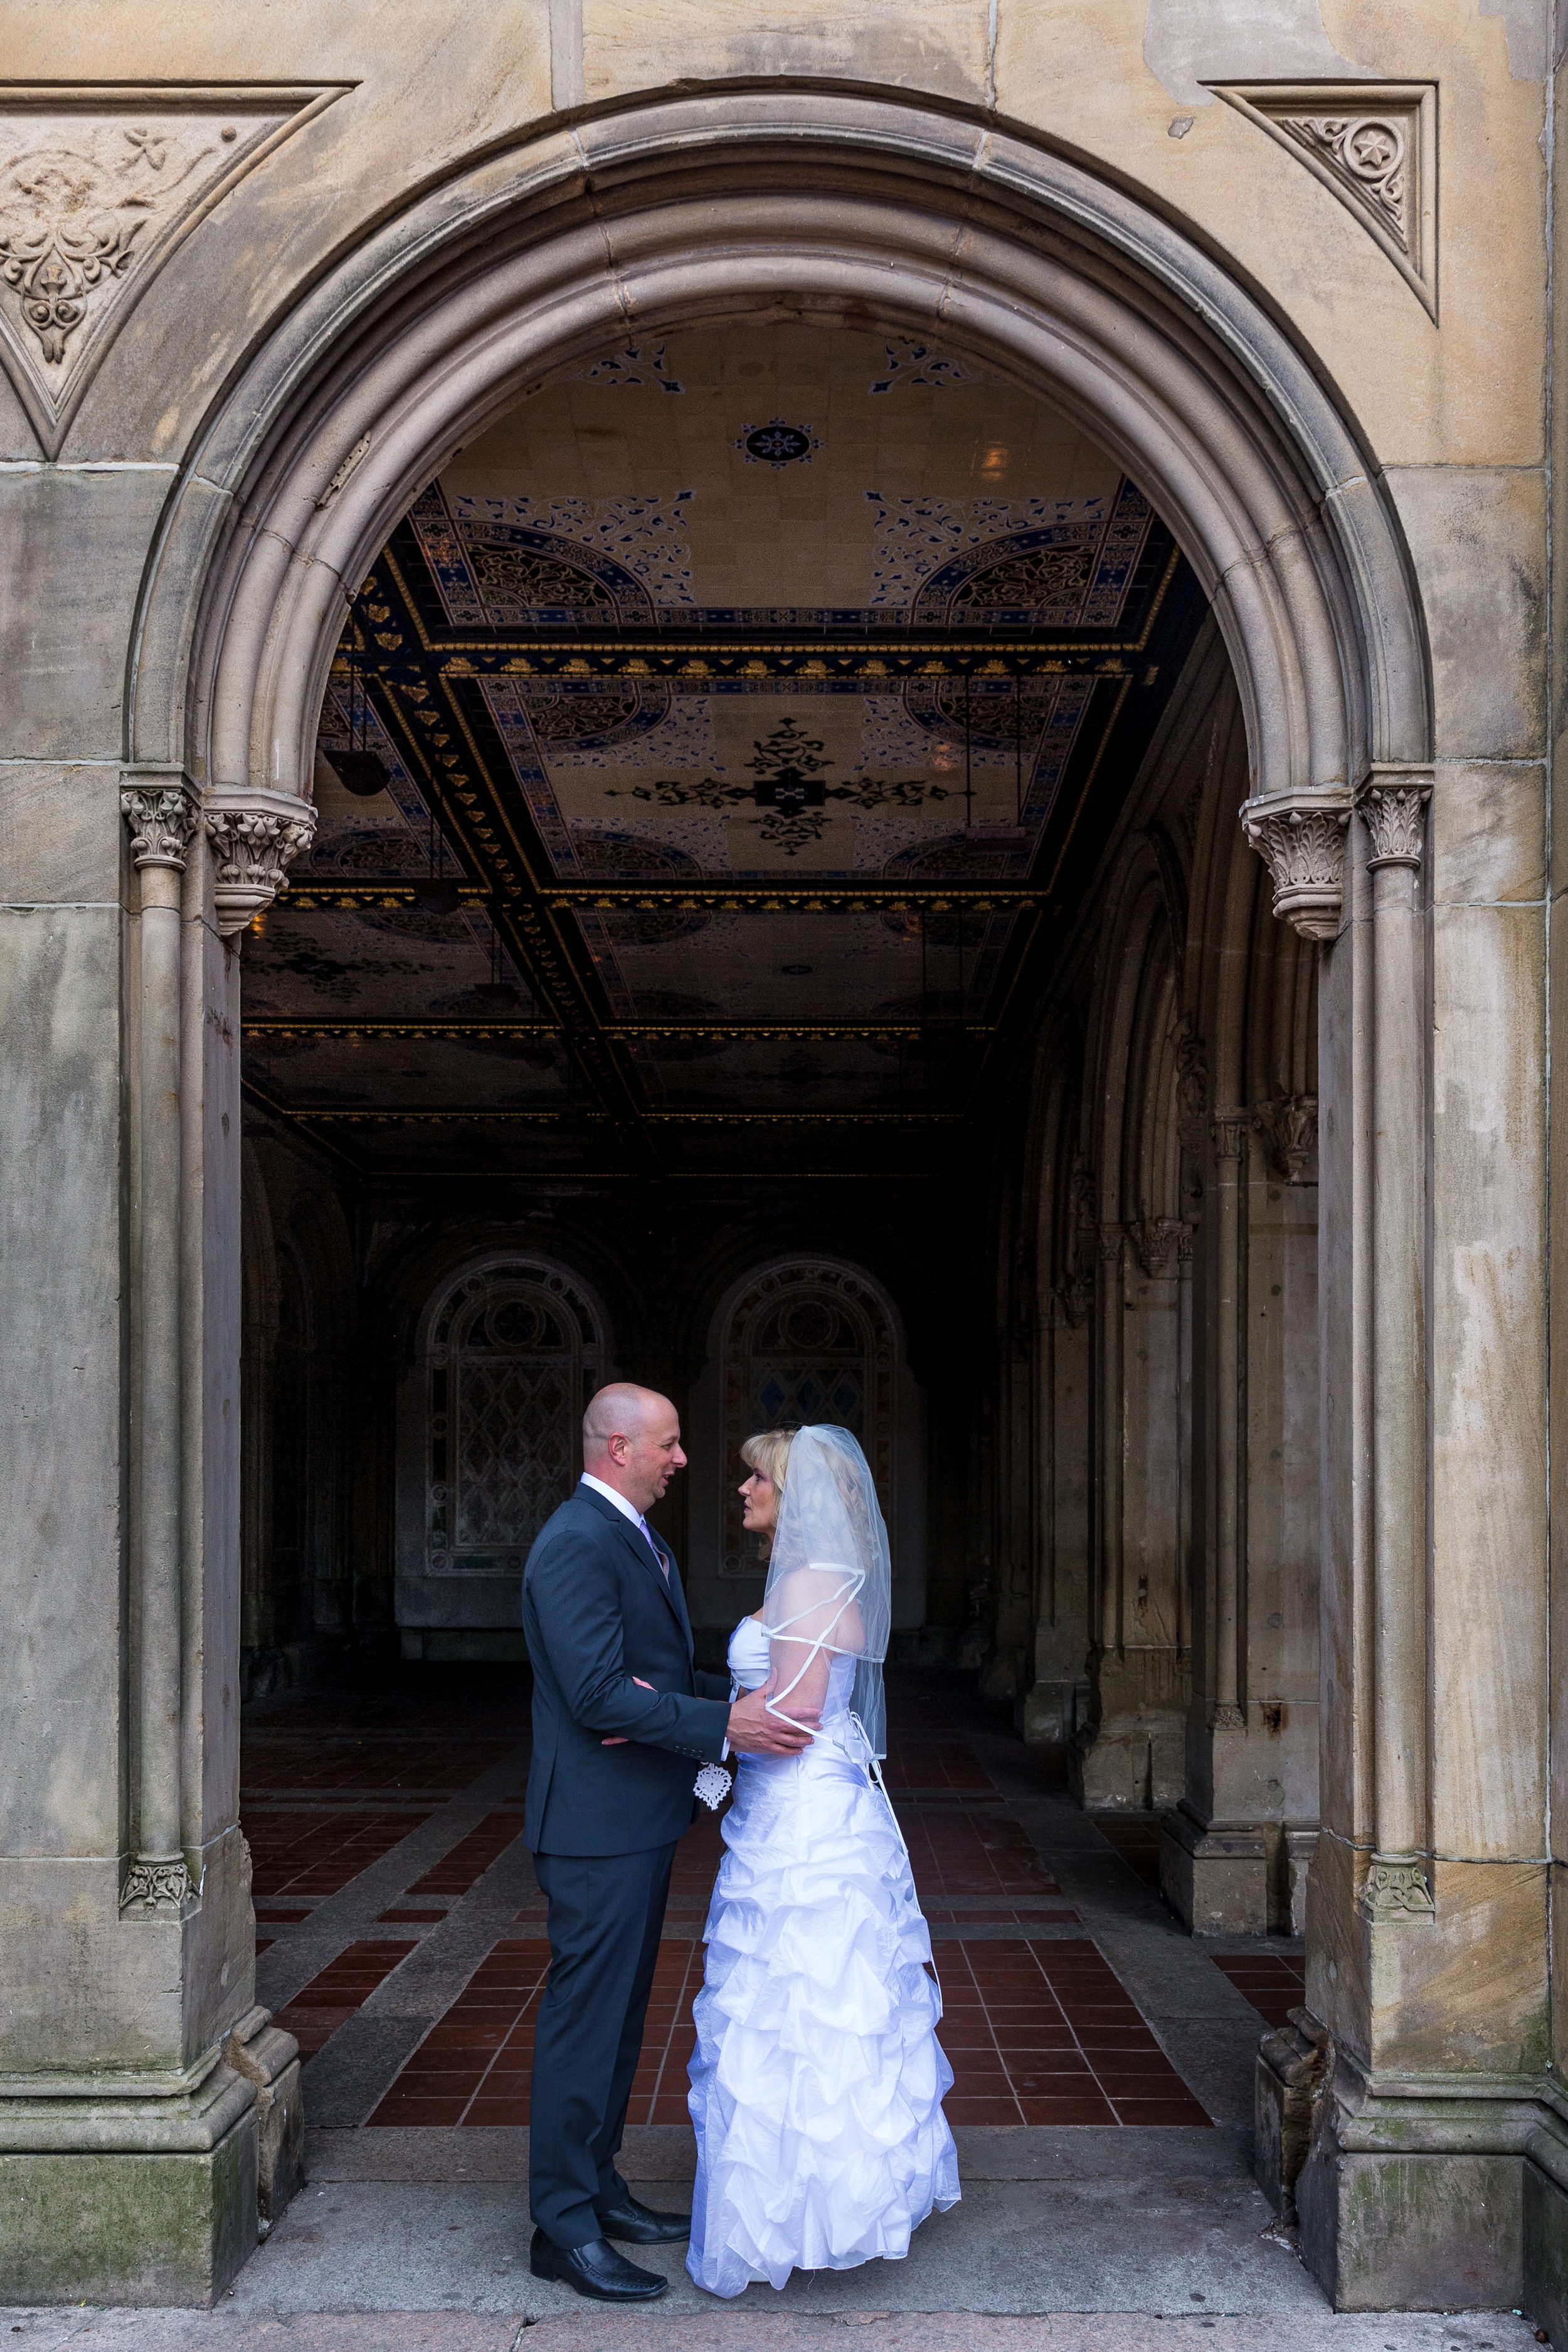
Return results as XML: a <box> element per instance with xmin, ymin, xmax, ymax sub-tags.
<box><xmin>244</xmin><ymin>324</ymin><xmax>1203</xmax><ymax>1180</ymax></box>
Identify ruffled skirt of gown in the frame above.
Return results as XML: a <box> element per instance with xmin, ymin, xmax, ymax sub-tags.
<box><xmin>686</xmin><ymin>1731</ymin><xmax>960</xmax><ymax>2297</ymax></box>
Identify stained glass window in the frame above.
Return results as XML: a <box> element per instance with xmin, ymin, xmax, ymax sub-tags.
<box><xmin>721</xmin><ymin>1262</ymin><xmax>896</xmax><ymax>1575</ymax></box>
<box><xmin>424</xmin><ymin>1262</ymin><xmax>604</xmax><ymax>1576</ymax></box>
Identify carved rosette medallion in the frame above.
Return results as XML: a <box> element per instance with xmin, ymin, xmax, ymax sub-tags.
<box><xmin>1359</xmin><ymin>1855</ymin><xmax>1436</xmax><ymax>1924</ymax></box>
<box><xmin>204</xmin><ymin>788</ymin><xmax>319</xmax><ymax>936</ymax></box>
<box><xmin>1239</xmin><ymin>788</ymin><xmax>1352</xmax><ymax>942</ymax></box>
<box><xmin>0</xmin><ymin>88</ymin><xmax>345</xmax><ymax>452</ymax></box>
<box><xmin>121</xmin><ymin>780</ymin><xmax>198</xmax><ymax>871</ymax></box>
<box><xmin>1358</xmin><ymin>772</ymin><xmax>1431</xmax><ymax>872</ymax></box>
<box><xmin>121</xmin><ymin>1853</ymin><xmax>194</xmax><ymax>1914</ymax></box>
<box><xmin>1213</xmin><ymin>85</ymin><xmax>1436</xmax><ymax>315</ymax></box>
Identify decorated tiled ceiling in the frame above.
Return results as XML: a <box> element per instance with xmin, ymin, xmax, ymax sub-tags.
<box><xmin>243</xmin><ymin>324</ymin><xmax>1202</xmax><ymax>1177</ymax></box>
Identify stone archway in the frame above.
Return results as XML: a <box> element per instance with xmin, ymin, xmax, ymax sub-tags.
<box><xmin>36</xmin><ymin>86</ymin><xmax>1464</xmax><ymax>2312</ymax></box>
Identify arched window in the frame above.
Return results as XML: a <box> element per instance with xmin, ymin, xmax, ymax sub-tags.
<box><xmin>719</xmin><ymin>1261</ymin><xmax>896</xmax><ymax>1575</ymax></box>
<box><xmin>424</xmin><ymin>1260</ymin><xmax>605</xmax><ymax>1579</ymax></box>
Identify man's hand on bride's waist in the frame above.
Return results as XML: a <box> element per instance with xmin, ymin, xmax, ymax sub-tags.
<box><xmin>725</xmin><ymin>1684</ymin><xmax>817</xmax><ymax>1756</ymax></box>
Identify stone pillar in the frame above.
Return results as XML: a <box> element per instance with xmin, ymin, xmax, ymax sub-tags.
<box><xmin>1076</xmin><ymin>1217</ymin><xmax>1187</xmax><ymax>1811</ymax></box>
<box><xmin>1162</xmin><ymin>1111</ymin><xmax>1265</xmax><ymax>1924</ymax></box>
<box><xmin>0</xmin><ymin>771</ymin><xmax>311</xmax><ymax>2306</ymax></box>
<box><xmin>1359</xmin><ymin>778</ymin><xmax>1434</xmax><ymax>1924</ymax></box>
<box><xmin>1250</xmin><ymin>758</ymin><xmax>1557</xmax><ymax>2317</ymax></box>
<box><xmin>1023</xmin><ymin>1289</ymin><xmax>1093</xmax><ymax>1747</ymax></box>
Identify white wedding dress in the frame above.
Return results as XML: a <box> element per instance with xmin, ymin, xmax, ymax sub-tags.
<box><xmin>685</xmin><ymin>1614</ymin><xmax>960</xmax><ymax>2297</ymax></box>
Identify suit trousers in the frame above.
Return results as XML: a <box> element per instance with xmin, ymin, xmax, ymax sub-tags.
<box><xmin>529</xmin><ymin>1840</ymin><xmax>679</xmax><ymax>2247</ymax></box>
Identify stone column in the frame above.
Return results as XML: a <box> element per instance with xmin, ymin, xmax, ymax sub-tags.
<box><xmin>1209</xmin><ymin>1114</ymin><xmax>1247</xmax><ymax>1737</ymax></box>
<box><xmin>1162</xmin><ymin>1111</ymin><xmax>1269</xmax><ymax>1926</ymax></box>
<box><xmin>0</xmin><ymin>773</ymin><xmax>311</xmax><ymax>2306</ymax></box>
<box><xmin>122</xmin><ymin>783</ymin><xmax>201</xmax><ymax>1912</ymax></box>
<box><xmin>1359</xmin><ymin>776</ymin><xmax>1434</xmax><ymax>1922</ymax></box>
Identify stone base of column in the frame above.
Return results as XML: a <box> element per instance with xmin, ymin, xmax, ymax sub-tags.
<box><xmin>0</xmin><ymin>2065</ymin><xmax>258</xmax><ymax>2306</ymax></box>
<box><xmin>1293</xmin><ymin>2055</ymin><xmax>1568</xmax><ymax>2314</ymax></box>
<box><xmin>1254</xmin><ymin>2010</ymin><xmax>1329</xmax><ymax>2218</ymax></box>
<box><xmin>1523</xmin><ymin>2149</ymin><xmax>1568</xmax><ymax>2346</ymax></box>
<box><xmin>1301</xmin><ymin>2141</ymin><xmax>1522</xmax><ymax>2309</ymax></box>
<box><xmin>1019</xmin><ymin>1677</ymin><xmax>1081</xmax><ymax>1747</ymax></box>
<box><xmin>224</xmin><ymin>2008</ymin><xmax>302</xmax><ymax>2228</ymax></box>
<box><xmin>1160</xmin><ymin>1803</ymin><xmax>1268</xmax><ymax>1932</ymax></box>
<box><xmin>1071</xmin><ymin>1720</ymin><xmax>1184</xmax><ymax>1811</ymax></box>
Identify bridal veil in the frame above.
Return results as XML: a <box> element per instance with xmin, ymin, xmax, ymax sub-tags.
<box><xmin>760</xmin><ymin>1422</ymin><xmax>892</xmax><ymax>1756</ymax></box>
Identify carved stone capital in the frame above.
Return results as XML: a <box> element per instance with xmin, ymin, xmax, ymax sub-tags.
<box><xmin>1211</xmin><ymin>1112</ymin><xmax>1249</xmax><ymax>1163</ymax></box>
<box><xmin>1173</xmin><ymin>1016</ymin><xmax>1209</xmax><ymax>1142</ymax></box>
<box><xmin>1098</xmin><ymin>1224</ymin><xmax>1126</xmax><ymax>1267</ymax></box>
<box><xmin>1357</xmin><ymin>768</ymin><xmax>1432</xmax><ymax>872</ymax></box>
<box><xmin>121</xmin><ymin>1853</ymin><xmax>194</xmax><ymax>1914</ymax></box>
<box><xmin>121</xmin><ymin>776</ymin><xmax>198</xmax><ymax>871</ymax></box>
<box><xmin>1254</xmin><ymin>1093</ymin><xmax>1318</xmax><ymax>1184</ymax></box>
<box><xmin>1239</xmin><ymin>788</ymin><xmax>1352</xmax><ymax>942</ymax></box>
<box><xmin>1059</xmin><ymin>1272</ymin><xmax>1095</xmax><ymax>1329</ymax></box>
<box><xmin>204</xmin><ymin>787</ymin><xmax>318</xmax><ymax>936</ymax></box>
<box><xmin>1358</xmin><ymin>1855</ymin><xmax>1435</xmax><ymax>1924</ymax></box>
<box><xmin>1127</xmin><ymin>1214</ymin><xmax>1185</xmax><ymax>1278</ymax></box>
<box><xmin>1210</xmin><ymin>1702</ymin><xmax>1248</xmax><ymax>1734</ymax></box>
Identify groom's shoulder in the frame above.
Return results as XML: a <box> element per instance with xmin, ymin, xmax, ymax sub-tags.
<box><xmin>525</xmin><ymin>1484</ymin><xmax>611</xmax><ymax>1576</ymax></box>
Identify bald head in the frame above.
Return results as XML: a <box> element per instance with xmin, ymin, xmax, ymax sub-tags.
<box><xmin>582</xmin><ymin>1383</ymin><xmax>687</xmax><ymax>1515</ymax></box>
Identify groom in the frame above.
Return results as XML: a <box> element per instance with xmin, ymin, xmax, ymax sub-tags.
<box><xmin>521</xmin><ymin>1382</ymin><xmax>813</xmax><ymax>2302</ymax></box>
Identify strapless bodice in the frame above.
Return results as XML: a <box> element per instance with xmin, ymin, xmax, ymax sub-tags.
<box><xmin>728</xmin><ymin>1613</ymin><xmax>857</xmax><ymax>1724</ymax></box>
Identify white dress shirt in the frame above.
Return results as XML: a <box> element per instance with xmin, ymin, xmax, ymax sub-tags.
<box><xmin>581</xmin><ymin>1470</ymin><xmax>654</xmax><ymax>1541</ymax></box>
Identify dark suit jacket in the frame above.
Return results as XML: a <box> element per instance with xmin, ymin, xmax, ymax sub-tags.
<box><xmin>521</xmin><ymin>1481</ymin><xmax>732</xmax><ymax>1857</ymax></box>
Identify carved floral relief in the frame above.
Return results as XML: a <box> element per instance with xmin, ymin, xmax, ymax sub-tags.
<box><xmin>1212</xmin><ymin>83</ymin><xmax>1436</xmax><ymax>315</ymax></box>
<box><xmin>0</xmin><ymin>90</ymin><xmax>343</xmax><ymax>450</ymax></box>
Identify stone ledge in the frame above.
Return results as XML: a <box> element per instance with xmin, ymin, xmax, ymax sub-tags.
<box><xmin>0</xmin><ymin>2063</ymin><xmax>255</xmax><ymax>2155</ymax></box>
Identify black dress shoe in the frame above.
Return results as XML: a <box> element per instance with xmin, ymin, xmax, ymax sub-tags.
<box><xmin>598</xmin><ymin>2192</ymin><xmax>692</xmax><ymax>2244</ymax></box>
<box><xmin>529</xmin><ymin>2227</ymin><xmax>668</xmax><ymax>2301</ymax></box>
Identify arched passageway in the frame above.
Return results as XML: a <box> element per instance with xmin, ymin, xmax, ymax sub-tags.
<box><xmin>16</xmin><ymin>85</ymin><xmax>1552</xmax><ymax>2333</ymax></box>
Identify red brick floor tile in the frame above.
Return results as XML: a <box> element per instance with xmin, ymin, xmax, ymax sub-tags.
<box><xmin>945</xmin><ymin>2097</ymin><xmax>1024</xmax><ymax>2124</ymax></box>
<box><xmin>255</xmin><ymin>1937</ymin><xmax>274</xmax><ymax>1954</ymax></box>
<box><xmin>254</xmin><ymin>1905</ymin><xmax>313</xmax><ymax>1923</ymax></box>
<box><xmin>241</xmin><ymin>1736</ymin><xmax>515</xmax><ymax>1794</ymax></box>
<box><xmin>1210</xmin><ymin>1954</ymin><xmax>1307</xmax><ymax>2030</ymax></box>
<box><xmin>405</xmin><ymin>1812</ymin><xmax>530</xmax><ymax>1899</ymax></box>
<box><xmin>881</xmin><ymin>1741</ymin><xmax>995</xmax><ymax>1793</ymax></box>
<box><xmin>379</xmin><ymin>1906</ymin><xmax>448</xmax><ymax>1923</ymax></box>
<box><xmin>1018</xmin><ymin>2097</ymin><xmax>1117</xmax><ymax>2125</ymax></box>
<box><xmin>245</xmin><ymin>1811</ymin><xmax>433</xmax><ymax>1899</ymax></box>
<box><xmin>1093</xmin><ymin>1818</ymin><xmax>1163</xmax><ymax>1895</ymax></box>
<box><xmin>273</xmin><ymin>1939</ymin><xmax>417</xmax><ymax>2062</ymax></box>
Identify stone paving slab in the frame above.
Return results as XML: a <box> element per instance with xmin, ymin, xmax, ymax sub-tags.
<box><xmin>134</xmin><ymin>2170</ymin><xmax>1333</xmax><ymax>2319</ymax></box>
<box><xmin>0</xmin><ymin>2311</ymin><xmax>1542</xmax><ymax>2349</ymax></box>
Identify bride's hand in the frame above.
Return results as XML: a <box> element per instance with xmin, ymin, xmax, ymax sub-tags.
<box><xmin>726</xmin><ymin>1684</ymin><xmax>817</xmax><ymax>1756</ymax></box>
<box><xmin>602</xmin><ymin>1678</ymin><xmax>655</xmax><ymax>1745</ymax></box>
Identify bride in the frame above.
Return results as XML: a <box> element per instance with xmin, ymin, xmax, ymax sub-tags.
<box><xmin>686</xmin><ymin>1422</ymin><xmax>960</xmax><ymax>2298</ymax></box>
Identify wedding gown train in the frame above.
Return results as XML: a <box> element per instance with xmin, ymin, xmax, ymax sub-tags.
<box><xmin>685</xmin><ymin>1615</ymin><xmax>960</xmax><ymax>2297</ymax></box>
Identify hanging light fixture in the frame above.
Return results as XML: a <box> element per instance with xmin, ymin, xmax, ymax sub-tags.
<box><xmin>411</xmin><ymin>776</ymin><xmax>461</xmax><ymax>914</ymax></box>
<box><xmin>474</xmin><ymin>903</ymin><xmax>521</xmax><ymax>1005</ymax></box>
<box><xmin>332</xmin><ymin>607</ymin><xmax>391</xmax><ymax>797</ymax></box>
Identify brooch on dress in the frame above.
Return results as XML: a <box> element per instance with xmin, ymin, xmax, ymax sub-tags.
<box><xmin>693</xmin><ymin>1763</ymin><xmax>733</xmax><ymax>1811</ymax></box>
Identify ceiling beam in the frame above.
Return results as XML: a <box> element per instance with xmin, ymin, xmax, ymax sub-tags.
<box><xmin>243</xmin><ymin>1017</ymin><xmax>993</xmax><ymax>1041</ymax></box>
<box><xmin>267</xmin><ymin>1106</ymin><xmax>964</xmax><ymax>1126</ymax></box>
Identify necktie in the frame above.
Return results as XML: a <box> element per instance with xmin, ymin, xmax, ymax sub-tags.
<box><xmin>640</xmin><ymin>1518</ymin><xmax>669</xmax><ymax>1581</ymax></box>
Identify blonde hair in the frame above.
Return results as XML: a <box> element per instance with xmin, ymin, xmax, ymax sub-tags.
<box><xmin>740</xmin><ymin>1427</ymin><xmax>797</xmax><ymax>1493</ymax></box>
